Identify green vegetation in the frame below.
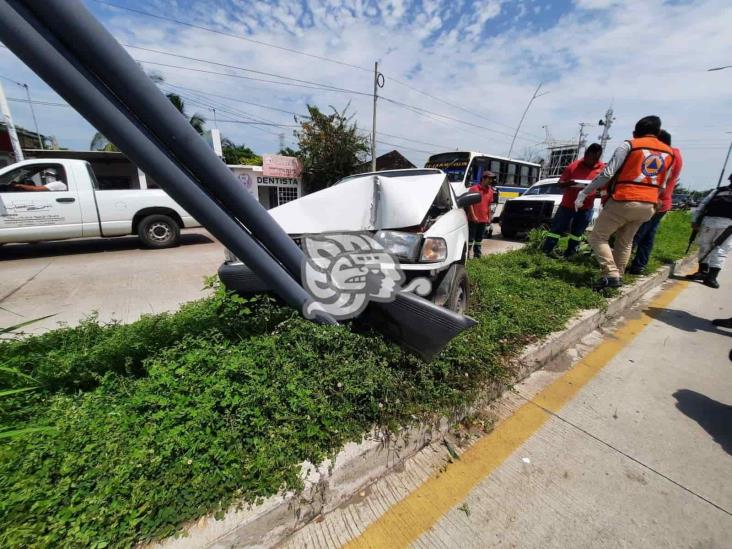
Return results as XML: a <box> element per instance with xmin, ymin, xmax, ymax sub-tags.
<box><xmin>295</xmin><ymin>104</ymin><xmax>370</xmax><ymax>192</ymax></box>
<box><xmin>0</xmin><ymin>212</ymin><xmax>691</xmax><ymax>547</ymax></box>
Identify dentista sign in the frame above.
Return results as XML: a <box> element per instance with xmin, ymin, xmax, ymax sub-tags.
<box><xmin>256</xmin><ymin>176</ymin><xmax>300</xmax><ymax>187</ymax></box>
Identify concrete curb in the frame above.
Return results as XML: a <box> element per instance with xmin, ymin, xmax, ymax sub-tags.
<box><xmin>154</xmin><ymin>255</ymin><xmax>697</xmax><ymax>549</ymax></box>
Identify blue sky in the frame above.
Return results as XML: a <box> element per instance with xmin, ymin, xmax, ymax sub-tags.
<box><xmin>1</xmin><ymin>0</ymin><xmax>731</xmax><ymax>189</ymax></box>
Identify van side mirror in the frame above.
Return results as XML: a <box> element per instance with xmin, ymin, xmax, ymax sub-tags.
<box><xmin>456</xmin><ymin>191</ymin><xmax>482</xmax><ymax>208</ymax></box>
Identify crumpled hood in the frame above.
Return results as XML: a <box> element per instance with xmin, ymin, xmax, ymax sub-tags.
<box><xmin>267</xmin><ymin>171</ymin><xmax>447</xmax><ymax>234</ymax></box>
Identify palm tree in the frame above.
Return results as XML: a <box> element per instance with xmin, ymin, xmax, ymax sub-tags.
<box><xmin>89</xmin><ymin>75</ymin><xmax>206</xmax><ymax>150</ymax></box>
<box><xmin>164</xmin><ymin>92</ymin><xmax>206</xmax><ymax>135</ymax></box>
<box><xmin>89</xmin><ymin>133</ymin><xmax>118</xmax><ymax>152</ymax></box>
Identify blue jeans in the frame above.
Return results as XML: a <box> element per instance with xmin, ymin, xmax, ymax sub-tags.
<box><xmin>630</xmin><ymin>211</ymin><xmax>665</xmax><ymax>272</ymax></box>
<box><xmin>542</xmin><ymin>206</ymin><xmax>593</xmax><ymax>256</ymax></box>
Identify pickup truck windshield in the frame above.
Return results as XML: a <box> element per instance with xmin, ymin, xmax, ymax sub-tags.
<box><xmin>424</xmin><ymin>153</ymin><xmax>470</xmax><ymax>183</ymax></box>
<box><xmin>524</xmin><ymin>184</ymin><xmax>563</xmax><ymax>196</ymax></box>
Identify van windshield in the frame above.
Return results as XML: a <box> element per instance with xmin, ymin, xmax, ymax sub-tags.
<box><xmin>524</xmin><ymin>183</ymin><xmax>563</xmax><ymax>196</ymax></box>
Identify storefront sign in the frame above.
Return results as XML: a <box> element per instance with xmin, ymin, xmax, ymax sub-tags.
<box><xmin>256</xmin><ymin>176</ymin><xmax>300</xmax><ymax>187</ymax></box>
<box><xmin>263</xmin><ymin>155</ymin><xmax>302</xmax><ymax>178</ymax></box>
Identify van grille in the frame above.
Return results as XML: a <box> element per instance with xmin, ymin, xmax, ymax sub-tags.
<box><xmin>503</xmin><ymin>200</ymin><xmax>554</xmax><ymax>219</ymax></box>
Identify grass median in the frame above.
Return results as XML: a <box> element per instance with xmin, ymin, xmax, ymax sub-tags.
<box><xmin>0</xmin><ymin>211</ymin><xmax>692</xmax><ymax>548</ymax></box>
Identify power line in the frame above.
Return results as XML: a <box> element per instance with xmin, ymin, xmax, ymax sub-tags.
<box><xmin>126</xmin><ymin>44</ymin><xmax>371</xmax><ymax>96</ymax></box>
<box><xmin>92</xmin><ymin>0</ymin><xmax>371</xmax><ymax>73</ymax></box>
<box><xmin>89</xmin><ymin>1</ymin><xmax>543</xmax><ymax>143</ymax></box>
<box><xmin>129</xmin><ymin>46</ymin><xmax>538</xmax><ymax>145</ymax></box>
<box><xmin>381</xmin><ymin>95</ymin><xmax>537</xmax><ymax>144</ymax></box>
<box><xmin>163</xmin><ymin>82</ymin><xmax>305</xmax><ymax>118</ymax></box>
<box><xmin>387</xmin><ymin>75</ymin><xmax>545</xmax><ymax>141</ymax></box>
<box><xmin>6</xmin><ymin>97</ymin><xmax>69</xmax><ymax>108</ymax></box>
<box><xmin>138</xmin><ymin>60</ymin><xmax>363</xmax><ymax>95</ymax></box>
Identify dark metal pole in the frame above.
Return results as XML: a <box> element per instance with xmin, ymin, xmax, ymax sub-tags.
<box><xmin>30</xmin><ymin>0</ymin><xmax>305</xmax><ymax>280</ymax></box>
<box><xmin>0</xmin><ymin>0</ymin><xmax>323</xmax><ymax>319</ymax></box>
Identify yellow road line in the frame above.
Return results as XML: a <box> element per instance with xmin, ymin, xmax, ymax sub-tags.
<box><xmin>346</xmin><ymin>280</ymin><xmax>689</xmax><ymax>549</ymax></box>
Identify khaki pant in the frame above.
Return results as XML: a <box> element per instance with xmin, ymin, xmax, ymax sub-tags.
<box><xmin>588</xmin><ymin>199</ymin><xmax>655</xmax><ymax>278</ymax></box>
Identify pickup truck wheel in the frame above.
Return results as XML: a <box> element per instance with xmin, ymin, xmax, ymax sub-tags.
<box><xmin>138</xmin><ymin>214</ymin><xmax>180</xmax><ymax>248</ymax></box>
<box><xmin>446</xmin><ymin>265</ymin><xmax>469</xmax><ymax>315</ymax></box>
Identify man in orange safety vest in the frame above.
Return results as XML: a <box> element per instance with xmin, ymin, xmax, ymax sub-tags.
<box><xmin>574</xmin><ymin>116</ymin><xmax>675</xmax><ymax>290</ymax></box>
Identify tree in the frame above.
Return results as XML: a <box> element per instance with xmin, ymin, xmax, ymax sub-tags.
<box><xmin>277</xmin><ymin>146</ymin><xmax>300</xmax><ymax>157</ymax></box>
<box><xmin>164</xmin><ymin>93</ymin><xmax>206</xmax><ymax>135</ymax></box>
<box><xmin>516</xmin><ymin>145</ymin><xmax>545</xmax><ymax>165</ymax></box>
<box><xmin>90</xmin><ymin>74</ymin><xmax>206</xmax><ymax>150</ymax></box>
<box><xmin>294</xmin><ymin>104</ymin><xmax>370</xmax><ymax>192</ymax></box>
<box><xmin>89</xmin><ymin>133</ymin><xmax>118</xmax><ymax>152</ymax></box>
<box><xmin>221</xmin><ymin>138</ymin><xmax>262</xmax><ymax>165</ymax></box>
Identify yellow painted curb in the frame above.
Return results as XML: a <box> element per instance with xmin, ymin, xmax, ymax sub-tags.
<box><xmin>347</xmin><ymin>280</ymin><xmax>689</xmax><ymax>549</ymax></box>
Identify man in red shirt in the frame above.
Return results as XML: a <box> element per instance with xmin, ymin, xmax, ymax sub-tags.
<box><xmin>467</xmin><ymin>171</ymin><xmax>496</xmax><ymax>258</ymax></box>
<box><xmin>628</xmin><ymin>130</ymin><xmax>682</xmax><ymax>274</ymax></box>
<box><xmin>542</xmin><ymin>143</ymin><xmax>605</xmax><ymax>257</ymax></box>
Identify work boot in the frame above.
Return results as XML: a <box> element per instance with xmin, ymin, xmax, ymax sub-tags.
<box><xmin>703</xmin><ymin>267</ymin><xmax>721</xmax><ymax>289</ymax></box>
<box><xmin>627</xmin><ymin>265</ymin><xmax>644</xmax><ymax>275</ymax></box>
<box><xmin>593</xmin><ymin>277</ymin><xmax>622</xmax><ymax>291</ymax></box>
<box><xmin>712</xmin><ymin>317</ymin><xmax>732</xmax><ymax>329</ymax></box>
<box><xmin>473</xmin><ymin>246</ymin><xmax>482</xmax><ymax>259</ymax></box>
<box><xmin>685</xmin><ymin>263</ymin><xmax>709</xmax><ymax>281</ymax></box>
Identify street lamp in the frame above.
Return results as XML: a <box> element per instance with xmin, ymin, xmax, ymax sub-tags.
<box><xmin>707</xmin><ymin>65</ymin><xmax>732</xmax><ymax>71</ymax></box>
<box><xmin>716</xmin><ymin>132</ymin><xmax>732</xmax><ymax>188</ymax></box>
<box><xmin>507</xmin><ymin>82</ymin><xmax>549</xmax><ymax>158</ymax></box>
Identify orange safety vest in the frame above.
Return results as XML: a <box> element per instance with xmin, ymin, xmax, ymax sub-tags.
<box><xmin>610</xmin><ymin>136</ymin><xmax>675</xmax><ymax>203</ymax></box>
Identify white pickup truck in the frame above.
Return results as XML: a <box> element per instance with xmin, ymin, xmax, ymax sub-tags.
<box><xmin>0</xmin><ymin>158</ymin><xmax>198</xmax><ymax>247</ymax></box>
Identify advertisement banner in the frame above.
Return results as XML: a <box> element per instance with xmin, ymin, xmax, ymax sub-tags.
<box><xmin>263</xmin><ymin>155</ymin><xmax>302</xmax><ymax>178</ymax></box>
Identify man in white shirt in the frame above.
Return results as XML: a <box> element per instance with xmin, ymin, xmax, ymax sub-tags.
<box><xmin>10</xmin><ymin>168</ymin><xmax>67</xmax><ymax>192</ymax></box>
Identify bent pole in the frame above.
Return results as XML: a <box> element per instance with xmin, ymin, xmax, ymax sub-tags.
<box><xmin>0</xmin><ymin>0</ymin><xmax>326</xmax><ymax>320</ymax></box>
<box><xmin>30</xmin><ymin>0</ymin><xmax>305</xmax><ymax>280</ymax></box>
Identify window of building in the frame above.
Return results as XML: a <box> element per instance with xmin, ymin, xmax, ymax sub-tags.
<box><xmin>277</xmin><ymin>186</ymin><xmax>299</xmax><ymax>206</ymax></box>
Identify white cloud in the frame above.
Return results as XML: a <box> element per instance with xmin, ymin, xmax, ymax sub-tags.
<box><xmin>0</xmin><ymin>0</ymin><xmax>729</xmax><ymax>190</ymax></box>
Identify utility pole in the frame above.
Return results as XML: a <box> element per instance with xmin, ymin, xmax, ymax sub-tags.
<box><xmin>576</xmin><ymin>122</ymin><xmax>589</xmax><ymax>159</ymax></box>
<box><xmin>508</xmin><ymin>82</ymin><xmax>548</xmax><ymax>159</ymax></box>
<box><xmin>0</xmin><ymin>82</ymin><xmax>24</xmax><ymax>161</ymax></box>
<box><xmin>371</xmin><ymin>61</ymin><xmax>384</xmax><ymax>172</ymax></box>
<box><xmin>22</xmin><ymin>84</ymin><xmax>43</xmax><ymax>149</ymax></box>
<box><xmin>597</xmin><ymin>107</ymin><xmax>615</xmax><ymax>153</ymax></box>
<box><xmin>715</xmin><ymin>132</ymin><xmax>732</xmax><ymax>188</ymax></box>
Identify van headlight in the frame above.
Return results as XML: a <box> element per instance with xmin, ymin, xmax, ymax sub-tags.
<box><xmin>420</xmin><ymin>237</ymin><xmax>447</xmax><ymax>263</ymax></box>
<box><xmin>373</xmin><ymin>230</ymin><xmax>422</xmax><ymax>262</ymax></box>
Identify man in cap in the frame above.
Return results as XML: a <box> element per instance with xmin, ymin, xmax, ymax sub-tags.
<box><xmin>466</xmin><ymin>171</ymin><xmax>496</xmax><ymax>258</ymax></box>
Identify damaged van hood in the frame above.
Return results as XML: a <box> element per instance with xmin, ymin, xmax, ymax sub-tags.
<box><xmin>268</xmin><ymin>171</ymin><xmax>447</xmax><ymax>234</ymax></box>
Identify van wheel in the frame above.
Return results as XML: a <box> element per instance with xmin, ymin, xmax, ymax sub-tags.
<box><xmin>138</xmin><ymin>214</ymin><xmax>180</xmax><ymax>248</ymax></box>
<box><xmin>500</xmin><ymin>223</ymin><xmax>518</xmax><ymax>239</ymax></box>
<box><xmin>447</xmin><ymin>266</ymin><xmax>469</xmax><ymax>315</ymax></box>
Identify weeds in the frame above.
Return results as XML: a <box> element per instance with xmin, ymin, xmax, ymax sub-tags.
<box><xmin>0</xmin><ymin>211</ymin><xmax>691</xmax><ymax>547</ymax></box>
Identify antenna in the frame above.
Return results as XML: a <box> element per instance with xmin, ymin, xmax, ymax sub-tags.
<box><xmin>598</xmin><ymin>106</ymin><xmax>615</xmax><ymax>153</ymax></box>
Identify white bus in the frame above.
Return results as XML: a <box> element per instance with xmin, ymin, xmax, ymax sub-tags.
<box><xmin>424</xmin><ymin>151</ymin><xmax>541</xmax><ymax>194</ymax></box>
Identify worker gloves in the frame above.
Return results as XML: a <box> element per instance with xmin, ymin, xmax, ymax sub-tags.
<box><xmin>574</xmin><ymin>191</ymin><xmax>588</xmax><ymax>211</ymax></box>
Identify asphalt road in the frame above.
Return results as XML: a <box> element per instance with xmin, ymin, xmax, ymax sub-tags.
<box><xmin>0</xmin><ymin>225</ymin><xmax>523</xmax><ymax>334</ymax></box>
<box><xmin>0</xmin><ymin>229</ymin><xmax>224</xmax><ymax>333</ymax></box>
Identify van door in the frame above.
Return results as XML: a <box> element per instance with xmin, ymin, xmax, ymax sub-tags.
<box><xmin>0</xmin><ymin>162</ymin><xmax>83</xmax><ymax>243</ymax></box>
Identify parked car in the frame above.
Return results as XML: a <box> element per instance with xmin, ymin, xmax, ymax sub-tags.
<box><xmin>0</xmin><ymin>159</ymin><xmax>199</xmax><ymax>247</ymax></box>
<box><xmin>219</xmin><ymin>169</ymin><xmax>481</xmax><ymax>314</ymax></box>
<box><xmin>499</xmin><ymin>178</ymin><xmax>600</xmax><ymax>239</ymax></box>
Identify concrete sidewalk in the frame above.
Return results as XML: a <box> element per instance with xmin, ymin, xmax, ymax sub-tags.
<box><xmin>285</xmin><ymin>269</ymin><xmax>732</xmax><ymax>548</ymax></box>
